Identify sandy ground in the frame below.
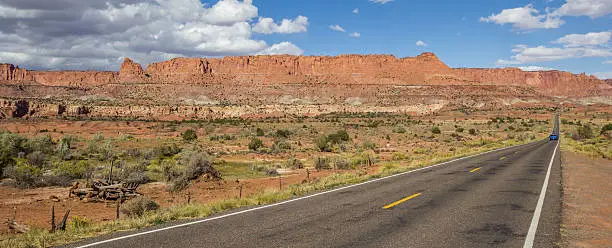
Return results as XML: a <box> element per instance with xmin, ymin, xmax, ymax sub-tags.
<box><xmin>562</xmin><ymin>152</ymin><xmax>612</xmax><ymax>248</ymax></box>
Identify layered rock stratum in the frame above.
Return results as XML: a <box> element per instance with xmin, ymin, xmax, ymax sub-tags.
<box><xmin>1</xmin><ymin>53</ymin><xmax>610</xmax><ymax>120</ymax></box>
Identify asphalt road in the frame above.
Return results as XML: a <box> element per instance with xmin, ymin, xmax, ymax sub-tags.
<box><xmin>66</xmin><ymin>117</ymin><xmax>561</xmax><ymax>248</ymax></box>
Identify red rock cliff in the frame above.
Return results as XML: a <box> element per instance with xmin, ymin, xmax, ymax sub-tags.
<box><xmin>119</xmin><ymin>58</ymin><xmax>146</xmax><ymax>83</ymax></box>
<box><xmin>0</xmin><ymin>63</ymin><xmax>34</xmax><ymax>82</ymax></box>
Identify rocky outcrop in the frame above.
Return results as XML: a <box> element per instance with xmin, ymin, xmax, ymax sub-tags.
<box><xmin>0</xmin><ymin>64</ymin><xmax>34</xmax><ymax>82</ymax></box>
<box><xmin>451</xmin><ymin>68</ymin><xmax>609</xmax><ymax>97</ymax></box>
<box><xmin>31</xmin><ymin>71</ymin><xmax>117</xmax><ymax>87</ymax></box>
<box><xmin>119</xmin><ymin>58</ymin><xmax>146</xmax><ymax>83</ymax></box>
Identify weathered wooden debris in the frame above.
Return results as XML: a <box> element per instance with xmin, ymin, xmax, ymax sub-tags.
<box><xmin>70</xmin><ymin>179</ymin><xmax>142</xmax><ymax>202</ymax></box>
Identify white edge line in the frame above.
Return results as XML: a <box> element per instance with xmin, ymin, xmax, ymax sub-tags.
<box><xmin>523</xmin><ymin>140</ymin><xmax>559</xmax><ymax>248</ymax></box>
<box><xmin>76</xmin><ymin>140</ymin><xmax>542</xmax><ymax>248</ymax></box>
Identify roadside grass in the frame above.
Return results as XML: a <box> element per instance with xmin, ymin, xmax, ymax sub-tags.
<box><xmin>0</xmin><ymin>136</ymin><xmax>542</xmax><ymax>248</ymax></box>
<box><xmin>560</xmin><ymin>134</ymin><xmax>611</xmax><ymax>159</ymax></box>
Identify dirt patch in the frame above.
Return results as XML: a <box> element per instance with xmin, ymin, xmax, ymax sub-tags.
<box><xmin>561</xmin><ymin>152</ymin><xmax>612</xmax><ymax>248</ymax></box>
<box><xmin>0</xmin><ymin>168</ymin><xmax>352</xmax><ymax>234</ymax></box>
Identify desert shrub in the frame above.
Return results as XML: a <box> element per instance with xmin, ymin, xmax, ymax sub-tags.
<box><xmin>3</xmin><ymin>163</ymin><xmax>42</xmax><ymax>188</ymax></box>
<box><xmin>392</xmin><ymin>126</ymin><xmax>406</xmax><ymax>133</ymax></box>
<box><xmin>68</xmin><ymin>216</ymin><xmax>91</xmax><ymax>231</ymax></box>
<box><xmin>314</xmin><ymin>157</ymin><xmax>331</xmax><ymax>170</ymax></box>
<box><xmin>248</xmin><ymin>138</ymin><xmax>264</xmax><ymax>151</ymax></box>
<box><xmin>56</xmin><ymin>135</ymin><xmax>74</xmax><ymax>160</ymax></box>
<box><xmin>86</xmin><ymin>133</ymin><xmax>105</xmax><ymax>154</ymax></box>
<box><xmin>54</xmin><ymin>160</ymin><xmax>92</xmax><ymax>180</ymax></box>
<box><xmin>256</xmin><ymin>128</ymin><xmax>265</xmax><ymax>136</ymax></box>
<box><xmin>392</xmin><ymin>152</ymin><xmax>407</xmax><ymax>160</ymax></box>
<box><xmin>209</xmin><ymin>134</ymin><xmax>235</xmax><ymax>141</ymax></box>
<box><xmin>180</xmin><ymin>151</ymin><xmax>219</xmax><ymax>181</ymax></box>
<box><xmin>26</xmin><ymin>151</ymin><xmax>47</xmax><ymax>168</ymax></box>
<box><xmin>0</xmin><ymin>132</ymin><xmax>28</xmax><ymax>171</ymax></box>
<box><xmin>285</xmin><ymin>157</ymin><xmax>303</xmax><ymax>169</ymax></box>
<box><xmin>275</xmin><ymin>129</ymin><xmax>291</xmax><ymax>138</ymax></box>
<box><xmin>182</xmin><ymin>129</ymin><xmax>198</xmax><ymax>142</ymax></box>
<box><xmin>328</xmin><ymin>130</ymin><xmax>350</xmax><ymax>144</ymax></box>
<box><xmin>572</xmin><ymin>124</ymin><xmax>594</xmax><ymax>140</ymax></box>
<box><xmin>120</xmin><ymin>196</ymin><xmax>159</xmax><ymax>217</ymax></box>
<box><xmin>469</xmin><ymin>128</ymin><xmax>477</xmax><ymax>135</ymax></box>
<box><xmin>271</xmin><ymin>139</ymin><xmax>291</xmax><ymax>153</ymax></box>
<box><xmin>334</xmin><ymin>159</ymin><xmax>350</xmax><ymax>170</ymax></box>
<box><xmin>119</xmin><ymin>162</ymin><xmax>150</xmax><ymax>184</ymax></box>
<box><xmin>431</xmin><ymin>126</ymin><xmax>441</xmax><ymax>134</ymax></box>
<box><xmin>362</xmin><ymin>140</ymin><xmax>377</xmax><ymax>150</ymax></box>
<box><xmin>161</xmin><ymin>160</ymin><xmax>180</xmax><ymax>182</ymax></box>
<box><xmin>314</xmin><ymin>135</ymin><xmax>330</xmax><ymax>152</ymax></box>
<box><xmin>455</xmin><ymin>127</ymin><xmax>464</xmax><ymax>133</ymax></box>
<box><xmin>27</xmin><ymin>135</ymin><xmax>54</xmax><ymax>154</ymax></box>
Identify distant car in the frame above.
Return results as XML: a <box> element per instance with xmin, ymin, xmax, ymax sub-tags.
<box><xmin>549</xmin><ymin>134</ymin><xmax>559</xmax><ymax>141</ymax></box>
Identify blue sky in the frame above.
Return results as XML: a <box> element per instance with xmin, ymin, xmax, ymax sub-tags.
<box><xmin>0</xmin><ymin>0</ymin><xmax>610</xmax><ymax>78</ymax></box>
<box><xmin>251</xmin><ymin>0</ymin><xmax>611</xmax><ymax>77</ymax></box>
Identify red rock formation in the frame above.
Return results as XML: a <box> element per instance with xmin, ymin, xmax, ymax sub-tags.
<box><xmin>31</xmin><ymin>71</ymin><xmax>117</xmax><ymax>87</ymax></box>
<box><xmin>451</xmin><ymin>68</ymin><xmax>608</xmax><ymax>97</ymax></box>
<box><xmin>119</xmin><ymin>58</ymin><xmax>146</xmax><ymax>83</ymax></box>
<box><xmin>0</xmin><ymin>53</ymin><xmax>609</xmax><ymax>97</ymax></box>
<box><xmin>0</xmin><ymin>63</ymin><xmax>34</xmax><ymax>82</ymax></box>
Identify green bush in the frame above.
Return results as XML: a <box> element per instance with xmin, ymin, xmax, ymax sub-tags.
<box><xmin>285</xmin><ymin>157</ymin><xmax>303</xmax><ymax>169</ymax></box>
<box><xmin>248</xmin><ymin>138</ymin><xmax>264</xmax><ymax>151</ymax></box>
<box><xmin>392</xmin><ymin>126</ymin><xmax>406</xmax><ymax>133</ymax></box>
<box><xmin>456</xmin><ymin>127</ymin><xmax>464</xmax><ymax>133</ymax></box>
<box><xmin>275</xmin><ymin>129</ymin><xmax>291</xmax><ymax>138</ymax></box>
<box><xmin>601</xmin><ymin>123</ymin><xmax>612</xmax><ymax>134</ymax></box>
<box><xmin>469</xmin><ymin>128</ymin><xmax>477</xmax><ymax>135</ymax></box>
<box><xmin>572</xmin><ymin>124</ymin><xmax>594</xmax><ymax>140</ymax></box>
<box><xmin>54</xmin><ymin>160</ymin><xmax>91</xmax><ymax>179</ymax></box>
<box><xmin>255</xmin><ymin>128</ymin><xmax>265</xmax><ymax>136</ymax></box>
<box><xmin>182</xmin><ymin>129</ymin><xmax>198</xmax><ymax>142</ymax></box>
<box><xmin>0</xmin><ymin>132</ymin><xmax>28</xmax><ymax>171</ymax></box>
<box><xmin>271</xmin><ymin>139</ymin><xmax>291</xmax><ymax>153</ymax></box>
<box><xmin>431</xmin><ymin>126</ymin><xmax>441</xmax><ymax>134</ymax></box>
<box><xmin>3</xmin><ymin>163</ymin><xmax>42</xmax><ymax>188</ymax></box>
<box><xmin>362</xmin><ymin>140</ymin><xmax>377</xmax><ymax>150</ymax></box>
<box><xmin>334</xmin><ymin>159</ymin><xmax>350</xmax><ymax>170</ymax></box>
<box><xmin>314</xmin><ymin>135</ymin><xmax>329</xmax><ymax>152</ymax></box>
<box><xmin>328</xmin><ymin>130</ymin><xmax>350</xmax><ymax>144</ymax></box>
<box><xmin>27</xmin><ymin>135</ymin><xmax>54</xmax><ymax>154</ymax></box>
<box><xmin>120</xmin><ymin>196</ymin><xmax>159</xmax><ymax>218</ymax></box>
<box><xmin>26</xmin><ymin>151</ymin><xmax>47</xmax><ymax>168</ymax></box>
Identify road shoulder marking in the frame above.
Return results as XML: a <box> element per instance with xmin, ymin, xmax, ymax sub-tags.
<box><xmin>523</xmin><ymin>141</ymin><xmax>559</xmax><ymax>248</ymax></box>
<box><xmin>469</xmin><ymin>167</ymin><xmax>481</xmax><ymax>173</ymax></box>
<box><xmin>383</xmin><ymin>193</ymin><xmax>422</xmax><ymax>209</ymax></box>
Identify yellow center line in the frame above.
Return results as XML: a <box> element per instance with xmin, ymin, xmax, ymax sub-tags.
<box><xmin>383</xmin><ymin>193</ymin><xmax>422</xmax><ymax>209</ymax></box>
<box><xmin>469</xmin><ymin>167</ymin><xmax>481</xmax><ymax>173</ymax></box>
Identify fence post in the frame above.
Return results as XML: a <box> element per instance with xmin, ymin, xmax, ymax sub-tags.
<box><xmin>279</xmin><ymin>174</ymin><xmax>282</xmax><ymax>191</ymax></box>
<box><xmin>116</xmin><ymin>200</ymin><xmax>120</xmax><ymax>220</ymax></box>
<box><xmin>239</xmin><ymin>185</ymin><xmax>243</xmax><ymax>199</ymax></box>
<box><xmin>50</xmin><ymin>205</ymin><xmax>56</xmax><ymax>233</ymax></box>
<box><xmin>306</xmin><ymin>168</ymin><xmax>310</xmax><ymax>181</ymax></box>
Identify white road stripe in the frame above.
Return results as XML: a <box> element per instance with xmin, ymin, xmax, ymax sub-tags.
<box><xmin>523</xmin><ymin>140</ymin><xmax>559</xmax><ymax>248</ymax></box>
<box><xmin>76</xmin><ymin>140</ymin><xmax>541</xmax><ymax>248</ymax></box>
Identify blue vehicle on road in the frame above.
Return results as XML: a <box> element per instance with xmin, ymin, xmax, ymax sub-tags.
<box><xmin>549</xmin><ymin>134</ymin><xmax>558</xmax><ymax>141</ymax></box>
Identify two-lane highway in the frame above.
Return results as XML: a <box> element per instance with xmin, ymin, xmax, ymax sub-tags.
<box><xmin>67</xmin><ymin>116</ymin><xmax>561</xmax><ymax>248</ymax></box>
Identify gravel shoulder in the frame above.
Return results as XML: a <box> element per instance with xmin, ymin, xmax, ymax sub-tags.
<box><xmin>561</xmin><ymin>152</ymin><xmax>612</xmax><ymax>248</ymax></box>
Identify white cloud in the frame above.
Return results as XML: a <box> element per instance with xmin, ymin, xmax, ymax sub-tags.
<box><xmin>416</xmin><ymin>40</ymin><xmax>428</xmax><ymax>47</ymax></box>
<box><xmin>604</xmin><ymin>60</ymin><xmax>612</xmax><ymax>64</ymax></box>
<box><xmin>252</xmin><ymin>16</ymin><xmax>309</xmax><ymax>34</ymax></box>
<box><xmin>329</xmin><ymin>24</ymin><xmax>346</xmax><ymax>32</ymax></box>
<box><xmin>0</xmin><ymin>0</ymin><xmax>308</xmax><ymax>70</ymax></box>
<box><xmin>370</xmin><ymin>0</ymin><xmax>394</xmax><ymax>4</ymax></box>
<box><xmin>592</xmin><ymin>72</ymin><xmax>612</xmax><ymax>79</ymax></box>
<box><xmin>349</xmin><ymin>32</ymin><xmax>361</xmax><ymax>38</ymax></box>
<box><xmin>256</xmin><ymin>42</ymin><xmax>303</xmax><ymax>55</ymax></box>
<box><xmin>518</xmin><ymin>66</ymin><xmax>555</xmax><ymax>71</ymax></box>
<box><xmin>480</xmin><ymin>4</ymin><xmax>564</xmax><ymax>30</ymax></box>
<box><xmin>353</xmin><ymin>8</ymin><xmax>359</xmax><ymax>14</ymax></box>
<box><xmin>497</xmin><ymin>44</ymin><xmax>612</xmax><ymax>65</ymax></box>
<box><xmin>556</xmin><ymin>0</ymin><xmax>612</xmax><ymax>18</ymax></box>
<box><xmin>481</xmin><ymin>0</ymin><xmax>612</xmax><ymax>30</ymax></box>
<box><xmin>554</xmin><ymin>31</ymin><xmax>611</xmax><ymax>47</ymax></box>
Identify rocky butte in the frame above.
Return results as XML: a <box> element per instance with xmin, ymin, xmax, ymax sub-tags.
<box><xmin>0</xmin><ymin>53</ymin><xmax>610</xmax><ymax>120</ymax></box>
